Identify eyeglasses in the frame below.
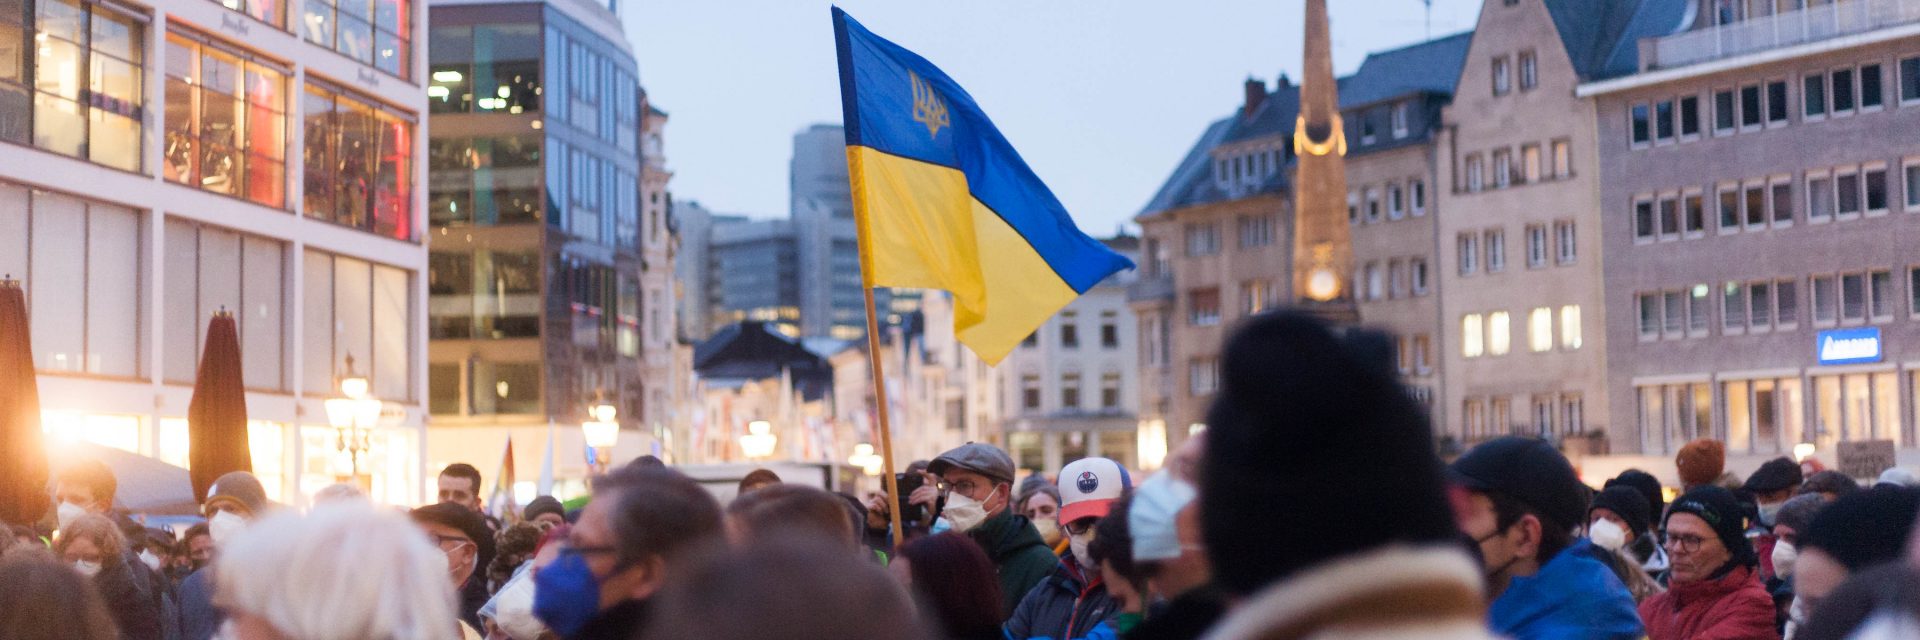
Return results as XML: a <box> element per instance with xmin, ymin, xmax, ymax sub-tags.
<box><xmin>1663</xmin><ymin>533</ymin><xmax>1708</xmax><ymax>554</ymax></box>
<box><xmin>427</xmin><ymin>533</ymin><xmax>473</xmax><ymax>550</ymax></box>
<box><xmin>1064</xmin><ymin>519</ymin><xmax>1097</xmax><ymax>536</ymax></box>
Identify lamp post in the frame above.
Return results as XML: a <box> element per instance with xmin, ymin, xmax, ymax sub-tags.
<box><xmin>739</xmin><ymin>420</ymin><xmax>777</xmax><ymax>460</ymax></box>
<box><xmin>848</xmin><ymin>443</ymin><xmax>883</xmax><ymax>476</ymax></box>
<box><xmin>582</xmin><ymin>403</ymin><xmax>619</xmax><ymax>475</ymax></box>
<box><xmin>324</xmin><ymin>355</ymin><xmax>383</xmax><ymax>488</ymax></box>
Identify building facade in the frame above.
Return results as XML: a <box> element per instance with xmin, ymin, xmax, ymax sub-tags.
<box><xmin>999</xmin><ymin>236</ymin><xmax>1142</xmax><ymax>472</ymax></box>
<box><xmin>0</xmin><ymin>0</ymin><xmax>429</xmax><ymax>504</ymax></box>
<box><xmin>1585</xmin><ymin>1</ymin><xmax>1920</xmax><ymax>468</ymax></box>
<box><xmin>424</xmin><ymin>0</ymin><xmax>663</xmax><ymax>497</ymax></box>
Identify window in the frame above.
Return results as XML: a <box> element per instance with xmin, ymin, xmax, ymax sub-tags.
<box><xmin>301</xmin><ymin>0</ymin><xmax>411</xmax><ymax>77</ymax></box>
<box><xmin>1021</xmin><ymin>374</ymin><xmax>1041</xmax><ymax>410</ymax></box>
<box><xmin>1684</xmin><ymin>193</ymin><xmax>1707</xmax><ymax>235</ymax></box>
<box><xmin>1100</xmin><ymin>372</ymin><xmax>1121</xmax><ymax>409</ymax></box>
<box><xmin>1837</xmin><ymin>170</ymin><xmax>1861</xmax><ymax>217</ymax></box>
<box><xmin>430</xmin><ymin>135</ymin><xmax>544</xmax><ymax>227</ymax></box>
<box><xmin>1714</xmin><ymin>89</ymin><xmax>1736</xmax><ymax>133</ymax></box>
<box><xmin>1411</xmin><ymin>180</ymin><xmax>1427</xmax><ymax>215</ymax></box>
<box><xmin>1361</xmin><ymin>111</ymin><xmax>1377</xmax><ymax>144</ymax></box>
<box><xmin>1840</xmin><ymin>272</ymin><xmax>1866</xmax><ymax>322</ymax></box>
<box><xmin>1491</xmin><ymin>398</ymin><xmax>1512</xmax><ymax>436</ymax></box>
<box><xmin>1689</xmin><ymin>284</ymin><xmax>1711</xmax><ymax>333</ymax></box>
<box><xmin>1833</xmin><ymin>68</ymin><xmax>1856</xmax><ymax>112</ymax></box>
<box><xmin>1413</xmin><ymin>334</ymin><xmax>1432</xmax><ymax>373</ymax></box>
<box><xmin>1519</xmin><ymin>50</ymin><xmax>1538</xmax><ymax>90</ymax></box>
<box><xmin>1718</xmin><ymin>186</ymin><xmax>1740</xmax><ymax>231</ymax></box>
<box><xmin>4</xmin><ymin>189</ymin><xmax>142</xmax><ymax>378</ymax></box>
<box><xmin>1187</xmin><ymin>288</ymin><xmax>1220</xmax><ymax>326</ymax></box>
<box><xmin>1563</xmin><ymin>394</ymin><xmax>1585</xmax><ymax>436</ymax></box>
<box><xmin>12</xmin><ymin>0</ymin><xmax>145</xmax><ymax>171</ymax></box>
<box><xmin>1411</xmin><ymin>258</ymin><xmax>1430</xmax><ymax>295</ymax></box>
<box><xmin>1767</xmin><ymin>80</ymin><xmax>1789</xmax><ymax>124</ymax></box>
<box><xmin>1188</xmin><ymin>358</ymin><xmax>1218</xmax><ymax>396</ymax></box>
<box><xmin>1493</xmin><ymin>56</ymin><xmax>1511</xmax><ymax>96</ymax></box>
<box><xmin>1638</xmin><ymin>293</ymin><xmax>1660</xmax><ymax>338</ymax></box>
<box><xmin>1723</xmin><ymin>281</ymin><xmax>1747</xmax><ymax>331</ymax></box>
<box><xmin>1237</xmin><ymin>214</ymin><xmax>1272</xmax><ymax>248</ymax></box>
<box><xmin>1634</xmin><ymin>199</ymin><xmax>1656</xmax><ymax>240</ymax></box>
<box><xmin>1387</xmin><ymin>184</ymin><xmax>1405</xmax><ymax>220</ymax></box>
<box><xmin>1485</xmin><ymin>229</ymin><xmax>1506</xmax><ymax>273</ymax></box>
<box><xmin>1240</xmin><ymin>280</ymin><xmax>1274</xmax><ymax>315</ymax></box>
<box><xmin>1771</xmin><ymin>182</ymin><xmax>1793</xmax><ymax>225</ymax></box>
<box><xmin>1488</xmin><ymin>311</ymin><xmax>1511</xmax><ymax>356</ymax></box>
<box><xmin>1061</xmin><ymin>372</ymin><xmax>1081</xmax><ymax>409</ymax></box>
<box><xmin>1493</xmin><ymin>149</ymin><xmax>1512</xmax><ymax>188</ymax></box>
<box><xmin>1532</xmin><ymin>396</ymin><xmax>1556</xmax><ymax>436</ymax></box>
<box><xmin>1521</xmin><ymin>145</ymin><xmax>1541</xmax><ymax>183</ymax></box>
<box><xmin>1462</xmin><ymin>314</ymin><xmax>1484</xmax><ymax>358</ymax></box>
<box><xmin>1630</xmin><ymin>103</ymin><xmax>1651</xmax><ymax>144</ymax></box>
<box><xmin>1660</xmin><ymin>196</ymin><xmax>1681</xmax><ymax>237</ymax></box>
<box><xmin>1865</xmin><ymin>166</ymin><xmax>1889</xmax><ymax>214</ymax></box>
<box><xmin>1656</xmin><ymin>100</ymin><xmax>1678</xmax><ymax>141</ymax></box>
<box><xmin>1060</xmin><ymin>311</ymin><xmax>1079</xmax><ymax>348</ymax></box>
<box><xmin>1813</xmin><ymin>275</ymin><xmax>1837</xmax><ymax>325</ymax></box>
<box><xmin>1551</xmin><ymin>140</ymin><xmax>1571</xmax><ymax>177</ymax></box>
<box><xmin>1185</xmin><ymin>223</ymin><xmax>1219</xmax><ymax>256</ymax></box>
<box><xmin>1680</xmin><ymin>95</ymin><xmax>1701</xmax><ymax>137</ymax></box>
<box><xmin>1100</xmin><ymin>311</ymin><xmax>1119</xmax><ymax>349</ymax></box>
<box><xmin>1391</xmin><ymin>102</ymin><xmax>1409</xmax><ymax>138</ymax></box>
<box><xmin>1560</xmin><ymin>305</ymin><xmax>1582</xmax><ymax>350</ymax></box>
<box><xmin>1365</xmin><ymin>262</ymin><xmax>1384</xmax><ymax>300</ymax></box>
<box><xmin>1555</xmin><ymin>221</ymin><xmax>1576</xmax><ymax>264</ymax></box>
<box><xmin>1861</xmin><ymin>64</ymin><xmax>1883</xmax><ymax>109</ymax></box>
<box><xmin>1805</xmin><ymin>73</ymin><xmax>1828</xmax><ymax>118</ymax></box>
<box><xmin>1777</xmin><ymin>279</ymin><xmax>1798</xmax><ymax>328</ymax></box>
<box><xmin>165</xmin><ymin>32</ymin><xmax>289</xmax><ymax>209</ymax></box>
<box><xmin>1458</xmin><ymin>233</ymin><xmax>1480</xmax><ymax>275</ymax></box>
<box><xmin>1465</xmin><ymin>399</ymin><xmax>1487</xmax><ymax>439</ymax></box>
<box><xmin>1907</xmin><ymin>162</ymin><xmax>1920</xmax><ymax>210</ymax></box>
<box><xmin>1903</xmin><ymin>56</ymin><xmax>1920</xmax><ymax>104</ymax></box>
<box><xmin>1870</xmin><ymin>270</ymin><xmax>1894</xmax><ymax>320</ymax></box>
<box><xmin>1740</xmin><ymin>84</ymin><xmax>1763</xmax><ymax>128</ymax></box>
<box><xmin>1529</xmin><ymin>307</ymin><xmax>1552</xmax><ymax>352</ymax></box>
<box><xmin>428</xmin><ymin>23</ymin><xmax>542</xmax><ymax>116</ymax></box>
<box><xmin>1809</xmin><ymin>173</ymin><xmax>1833</xmax><ymax>222</ymax></box>
<box><xmin>1749</xmin><ymin>282</ymin><xmax>1772</xmax><ymax>329</ymax></box>
<box><xmin>1744</xmin><ymin>184</ymin><xmax>1766</xmax><ymax>228</ymax></box>
<box><xmin>302</xmin><ymin>250</ymin><xmax>413</xmax><ymax>400</ymax></box>
<box><xmin>1388</xmin><ymin>260</ymin><xmax>1407</xmax><ymax>299</ymax></box>
<box><xmin>1664</xmin><ymin>290</ymin><xmax>1686</xmax><ymax>335</ymax></box>
<box><xmin>1365</xmin><ymin>188</ymin><xmax>1381</xmax><ymax>223</ymax></box>
<box><xmin>1525</xmin><ymin>225</ymin><xmax>1547</xmax><ymax>268</ymax></box>
<box><xmin>1466</xmin><ymin>154</ymin><xmax>1484</xmax><ymax>191</ymax></box>
<box><xmin>1911</xmin><ymin>268</ymin><xmax>1920</xmax><ymax>316</ymax></box>
<box><xmin>304</xmin><ymin>81</ymin><xmax>416</xmax><ymax>240</ymax></box>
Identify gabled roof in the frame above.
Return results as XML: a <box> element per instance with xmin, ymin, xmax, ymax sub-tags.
<box><xmin>1541</xmin><ymin>0</ymin><xmax>1693</xmax><ymax>81</ymax></box>
<box><xmin>694</xmin><ymin>321</ymin><xmax>833</xmax><ymax>401</ymax></box>
<box><xmin>1338</xmin><ymin>31</ymin><xmax>1473</xmax><ymax>108</ymax></box>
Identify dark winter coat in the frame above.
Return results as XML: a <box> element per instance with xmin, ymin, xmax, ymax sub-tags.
<box><xmin>1004</xmin><ymin>554</ymin><xmax>1119</xmax><ymax>640</ymax></box>
<box><xmin>94</xmin><ymin>559</ymin><xmax>164</xmax><ymax>640</ymax></box>
<box><xmin>177</xmin><ymin>567</ymin><xmax>221</xmax><ymax>640</ymax></box>
<box><xmin>1638</xmin><ymin>564</ymin><xmax>1778</xmax><ymax>640</ymax></box>
<box><xmin>1125</xmin><ymin>585</ymin><xmax>1225</xmax><ymax>640</ymax></box>
<box><xmin>966</xmin><ymin>509</ymin><xmax>1059</xmax><ymax>617</ymax></box>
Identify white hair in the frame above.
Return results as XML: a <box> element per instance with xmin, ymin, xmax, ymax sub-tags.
<box><xmin>216</xmin><ymin>503</ymin><xmax>458</xmax><ymax>640</ymax></box>
<box><xmin>312</xmin><ymin>483</ymin><xmax>369</xmax><ymax>505</ymax></box>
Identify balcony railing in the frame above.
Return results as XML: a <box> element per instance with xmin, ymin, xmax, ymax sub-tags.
<box><xmin>1643</xmin><ymin>0</ymin><xmax>1920</xmax><ymax>71</ymax></box>
<box><xmin>1128</xmin><ymin>275</ymin><xmax>1174</xmax><ymax>303</ymax></box>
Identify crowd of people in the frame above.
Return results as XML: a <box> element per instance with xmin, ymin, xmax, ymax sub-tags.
<box><xmin>4</xmin><ymin>309</ymin><xmax>1920</xmax><ymax>639</ymax></box>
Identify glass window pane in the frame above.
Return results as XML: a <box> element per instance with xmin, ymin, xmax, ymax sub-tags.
<box><xmin>163</xmin><ymin>220</ymin><xmax>197</xmax><ymax>382</ymax></box>
<box><xmin>1727</xmin><ymin>380</ymin><xmax>1751</xmax><ymax>451</ymax></box>
<box><xmin>1754</xmin><ymin>381</ymin><xmax>1778</xmax><ymax>452</ymax></box>
<box><xmin>336</xmin><ymin>13</ymin><xmax>373</xmax><ymax>64</ymax></box>
<box><xmin>1845</xmin><ymin>374</ymin><xmax>1870</xmax><ymax>442</ymax></box>
<box><xmin>35</xmin><ymin>0</ymin><xmax>83</xmax><ymax>44</ymax></box>
<box><xmin>333</xmin><ymin>256</ymin><xmax>372</xmax><ymax>383</ymax></box>
<box><xmin>29</xmin><ymin>193</ymin><xmax>84</xmax><ymax>371</ymax></box>
<box><xmin>241</xmin><ymin>236</ymin><xmax>283</xmax><ymax>390</ymax></box>
<box><xmin>89</xmin><ymin>111</ymin><xmax>139</xmax><ymax>172</ymax></box>
<box><xmin>1874</xmin><ymin>372</ymin><xmax>1900</xmax><ymax>445</ymax></box>
<box><xmin>87</xmin><ymin>7</ymin><xmax>137</xmax><ymax>63</ymax></box>
<box><xmin>301</xmin><ymin>0</ymin><xmax>333</xmax><ymax>47</ymax></box>
<box><xmin>302</xmin><ymin>86</ymin><xmax>334</xmax><ymax>220</ymax></box>
<box><xmin>301</xmin><ymin>250</ymin><xmax>334</xmax><ymax>394</ymax></box>
<box><xmin>84</xmin><ymin>202</ymin><xmax>137</xmax><ymax>377</ymax></box>
<box><xmin>372</xmin><ymin>264</ymin><xmax>407</xmax><ymax>400</ymax></box>
<box><xmin>33</xmin><ymin>93</ymin><xmax>85</xmax><ymax>158</ymax></box>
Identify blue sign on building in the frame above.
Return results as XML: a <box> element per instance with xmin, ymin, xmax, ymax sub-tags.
<box><xmin>1817</xmin><ymin>327</ymin><xmax>1883</xmax><ymax>366</ymax></box>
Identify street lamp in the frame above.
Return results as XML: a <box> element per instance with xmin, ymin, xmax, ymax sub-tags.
<box><xmin>848</xmin><ymin>443</ymin><xmax>883</xmax><ymax>476</ymax></box>
<box><xmin>739</xmin><ymin>420</ymin><xmax>777</xmax><ymax>460</ymax></box>
<box><xmin>582</xmin><ymin>403</ymin><xmax>619</xmax><ymax>474</ymax></box>
<box><xmin>324</xmin><ymin>355</ymin><xmax>383</xmax><ymax>486</ymax></box>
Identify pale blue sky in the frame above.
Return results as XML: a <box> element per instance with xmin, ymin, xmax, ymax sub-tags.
<box><xmin>627</xmin><ymin>0</ymin><xmax>1485</xmax><ymax>234</ymax></box>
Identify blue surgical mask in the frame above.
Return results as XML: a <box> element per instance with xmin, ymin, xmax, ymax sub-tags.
<box><xmin>1129</xmin><ymin>472</ymin><xmax>1198</xmax><ymax>562</ymax></box>
<box><xmin>533</xmin><ymin>552</ymin><xmax>602</xmax><ymax>637</ymax></box>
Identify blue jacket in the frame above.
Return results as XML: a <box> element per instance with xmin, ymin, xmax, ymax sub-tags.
<box><xmin>177</xmin><ymin>567</ymin><xmax>221</xmax><ymax>640</ymax></box>
<box><xmin>1489</xmin><ymin>539</ymin><xmax>1644</xmax><ymax>640</ymax></box>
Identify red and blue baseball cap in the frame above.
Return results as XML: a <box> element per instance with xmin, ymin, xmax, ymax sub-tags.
<box><xmin>1059</xmin><ymin>457</ymin><xmax>1132</xmax><ymax>523</ymax></box>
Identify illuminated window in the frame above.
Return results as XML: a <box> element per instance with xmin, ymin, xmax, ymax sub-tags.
<box><xmin>304</xmin><ymin>80</ymin><xmax>416</xmax><ymax>240</ymax></box>
<box><xmin>1461</xmin><ymin>314</ymin><xmax>1484</xmax><ymax>358</ymax></box>
<box><xmin>302</xmin><ymin>0</ymin><xmax>412</xmax><ymax>77</ymax></box>
<box><xmin>1488</xmin><ymin>311</ymin><xmax>1511</xmax><ymax>356</ymax></box>
<box><xmin>1528</xmin><ymin>307</ymin><xmax>1552</xmax><ymax>352</ymax></box>
<box><xmin>1560</xmin><ymin>305</ymin><xmax>1583</xmax><ymax>350</ymax></box>
<box><xmin>9</xmin><ymin>0</ymin><xmax>144</xmax><ymax>170</ymax></box>
<box><xmin>164</xmin><ymin>31</ymin><xmax>289</xmax><ymax>208</ymax></box>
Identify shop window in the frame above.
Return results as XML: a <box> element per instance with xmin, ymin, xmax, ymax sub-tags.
<box><xmin>13</xmin><ymin>0</ymin><xmax>145</xmax><ymax>171</ymax></box>
<box><xmin>164</xmin><ymin>31</ymin><xmax>288</xmax><ymax>208</ymax></box>
<box><xmin>304</xmin><ymin>80</ymin><xmax>415</xmax><ymax>240</ymax></box>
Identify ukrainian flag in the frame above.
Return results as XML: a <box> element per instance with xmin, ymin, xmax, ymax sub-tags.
<box><xmin>832</xmin><ymin>8</ymin><xmax>1134</xmax><ymax>365</ymax></box>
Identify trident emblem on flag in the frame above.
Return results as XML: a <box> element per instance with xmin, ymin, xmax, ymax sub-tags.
<box><xmin>910</xmin><ymin>70</ymin><xmax>949</xmax><ymax>139</ymax></box>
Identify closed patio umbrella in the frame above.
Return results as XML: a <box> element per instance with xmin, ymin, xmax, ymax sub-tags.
<box><xmin>188</xmin><ymin>311</ymin><xmax>250</xmax><ymax>503</ymax></box>
<box><xmin>0</xmin><ymin>278</ymin><xmax>48</xmax><ymax>526</ymax></box>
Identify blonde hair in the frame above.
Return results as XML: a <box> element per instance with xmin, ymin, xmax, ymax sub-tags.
<box><xmin>55</xmin><ymin>514</ymin><xmax>125</xmax><ymax>571</ymax></box>
<box><xmin>215</xmin><ymin>503</ymin><xmax>458</xmax><ymax>640</ymax></box>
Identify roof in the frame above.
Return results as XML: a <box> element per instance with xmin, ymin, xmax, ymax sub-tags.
<box><xmin>1337</xmin><ymin>31</ymin><xmax>1473</xmax><ymax>108</ymax></box>
<box><xmin>693</xmin><ymin>322</ymin><xmax>834</xmax><ymax>401</ymax></box>
<box><xmin>1542</xmin><ymin>0</ymin><xmax>1693</xmax><ymax>81</ymax></box>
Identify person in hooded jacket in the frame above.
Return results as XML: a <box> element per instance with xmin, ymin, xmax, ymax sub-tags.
<box><xmin>1603</xmin><ymin>470</ymin><xmax>1670</xmax><ymax>578</ymax></box>
<box><xmin>1004</xmin><ymin>458</ymin><xmax>1130</xmax><ymax>640</ymax></box>
<box><xmin>1637</xmin><ymin>485</ymin><xmax>1779</xmax><ymax>640</ymax></box>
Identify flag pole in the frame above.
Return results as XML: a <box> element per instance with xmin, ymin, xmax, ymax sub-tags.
<box><xmin>863</xmin><ymin>286</ymin><xmax>907</xmax><ymax>548</ymax></box>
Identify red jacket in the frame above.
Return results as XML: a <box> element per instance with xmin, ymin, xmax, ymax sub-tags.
<box><xmin>1638</xmin><ymin>564</ymin><xmax>1778</xmax><ymax>640</ymax></box>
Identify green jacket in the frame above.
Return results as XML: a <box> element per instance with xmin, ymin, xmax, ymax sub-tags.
<box><xmin>968</xmin><ymin>510</ymin><xmax>1060</xmax><ymax>616</ymax></box>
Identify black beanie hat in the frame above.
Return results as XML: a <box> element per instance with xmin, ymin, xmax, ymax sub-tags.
<box><xmin>524</xmin><ymin>495</ymin><xmax>565</xmax><ymax>523</ymax></box>
<box><xmin>1591</xmin><ymin>485</ymin><xmax>1652</xmax><ymax>537</ymax></box>
<box><xmin>1800</xmin><ymin>485</ymin><xmax>1920</xmax><ymax>571</ymax></box>
<box><xmin>1743</xmin><ymin>457</ymin><xmax>1804</xmax><ymax>495</ymax></box>
<box><xmin>1200</xmin><ymin>311</ymin><xmax>1458</xmax><ymax>596</ymax></box>
<box><xmin>1606</xmin><ymin>469</ymin><xmax>1666</xmax><ymax>526</ymax></box>
<box><xmin>1666</xmin><ymin>485</ymin><xmax>1756</xmax><ymax>568</ymax></box>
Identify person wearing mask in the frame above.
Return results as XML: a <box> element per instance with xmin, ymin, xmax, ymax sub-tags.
<box><xmin>411</xmin><ymin>502</ymin><xmax>497</xmax><ymax>636</ymax></box>
<box><xmin>1073</xmin><ymin>496</ymin><xmax>1151</xmax><ymax>640</ymax></box>
<box><xmin>1791</xmin><ymin>486</ymin><xmax>1920</xmax><ymax>629</ymax></box>
<box><xmin>1637</xmin><ymin>486</ymin><xmax>1778</xmax><ymax>639</ymax></box>
<box><xmin>214</xmin><ymin>503</ymin><xmax>460</xmax><ymax>639</ymax></box>
<box><xmin>532</xmin><ymin>465</ymin><xmax>722</xmax><ymax>640</ymax></box>
<box><xmin>1602</xmin><ymin>471</ymin><xmax>1669</xmax><ymax>577</ymax></box>
<box><xmin>927</xmin><ymin>442</ymin><xmax>1059</xmax><ymax>616</ymax></box>
<box><xmin>1772</xmin><ymin>493</ymin><xmax>1829</xmax><ymax>639</ymax></box>
<box><xmin>0</xmin><ymin>552</ymin><xmax>121</xmax><ymax>640</ymax></box>
<box><xmin>1196</xmin><ymin>312</ymin><xmax>1496</xmax><ymax>640</ymax></box>
<box><xmin>1744</xmin><ymin>457</ymin><xmax>1803</xmax><ymax>581</ymax></box>
<box><xmin>1451</xmin><ymin>437</ymin><xmax>1643</xmax><ymax>640</ymax></box>
<box><xmin>177</xmin><ymin>471</ymin><xmax>270</xmax><ymax>640</ymax></box>
<box><xmin>1126</xmin><ymin>469</ymin><xmax>1222</xmax><ymax>640</ymax></box>
<box><xmin>1018</xmin><ymin>481</ymin><xmax>1066</xmax><ymax>552</ymax></box>
<box><xmin>57</xmin><ymin>514</ymin><xmax>164</xmax><ymax>640</ymax></box>
<box><xmin>891</xmin><ymin>532</ymin><xmax>1006</xmax><ymax>640</ymax></box>
<box><xmin>524</xmin><ymin>496</ymin><xmax>568</xmax><ymax>529</ymax></box>
<box><xmin>1005</xmin><ymin>458</ymin><xmax>1130</xmax><ymax>640</ymax></box>
<box><xmin>51</xmin><ymin>460</ymin><xmax>171</xmax><ymax>625</ymax></box>
<box><xmin>1588</xmin><ymin>485</ymin><xmax>1664</xmax><ymax>602</ymax></box>
<box><xmin>173</xmin><ymin>524</ymin><xmax>211</xmax><ymax>585</ymax></box>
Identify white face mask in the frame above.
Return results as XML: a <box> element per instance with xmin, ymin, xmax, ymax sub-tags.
<box><xmin>1588</xmin><ymin>517</ymin><xmax>1628</xmax><ymax>552</ymax></box>
<box><xmin>1032</xmin><ymin>517</ymin><xmax>1061</xmax><ymax>546</ymax></box>
<box><xmin>489</xmin><ymin>570</ymin><xmax>550</xmax><ymax>640</ymax></box>
<box><xmin>138</xmin><ymin>549</ymin><xmax>163</xmax><ymax>572</ymax></box>
<box><xmin>1069</xmin><ymin>529</ymin><xmax>1097</xmax><ymax>570</ymax></box>
<box><xmin>943</xmin><ymin>486</ymin><xmax>999</xmax><ymax>533</ymax></box>
<box><xmin>73</xmin><ymin>560</ymin><xmax>102</xmax><ymax>577</ymax></box>
<box><xmin>1758</xmin><ymin>502</ymin><xmax>1783</xmax><ymax>527</ymax></box>
<box><xmin>208</xmin><ymin>510</ymin><xmax>247</xmax><ymax>547</ymax></box>
<box><xmin>1772</xmin><ymin>541</ymin><xmax>1798</xmax><ymax>579</ymax></box>
<box><xmin>56</xmin><ymin>501</ymin><xmax>88</xmax><ymax>531</ymax></box>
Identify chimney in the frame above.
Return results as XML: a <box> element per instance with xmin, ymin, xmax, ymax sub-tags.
<box><xmin>1243</xmin><ymin>77</ymin><xmax>1267</xmax><ymax>117</ymax></box>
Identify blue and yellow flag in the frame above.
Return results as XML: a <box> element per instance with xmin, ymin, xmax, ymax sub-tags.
<box><xmin>832</xmin><ymin>8</ymin><xmax>1133</xmax><ymax>365</ymax></box>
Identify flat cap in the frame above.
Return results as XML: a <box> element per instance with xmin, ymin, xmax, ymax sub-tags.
<box><xmin>929</xmin><ymin>442</ymin><xmax>1015</xmax><ymax>485</ymax></box>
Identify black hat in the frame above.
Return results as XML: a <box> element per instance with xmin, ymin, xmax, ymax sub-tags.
<box><xmin>1590</xmin><ymin>485</ymin><xmax>1652</xmax><ymax>537</ymax></box>
<box><xmin>204</xmin><ymin>471</ymin><xmax>270</xmax><ymax>517</ymax></box>
<box><xmin>1743</xmin><ymin>457</ymin><xmax>1804</xmax><ymax>495</ymax></box>
<box><xmin>1801</xmin><ymin>470</ymin><xmax>1862</xmax><ymax>498</ymax></box>
<box><xmin>523</xmin><ymin>495</ymin><xmax>565</xmax><ymax>523</ymax></box>
<box><xmin>1199</xmin><ymin>311</ymin><xmax>1458</xmax><ymax>596</ymax></box>
<box><xmin>1774</xmin><ymin>494</ymin><xmax>1826</xmax><ymax>535</ymax></box>
<box><xmin>1605</xmin><ymin>469</ymin><xmax>1666</xmax><ymax>523</ymax></box>
<box><xmin>1449</xmin><ymin>436</ymin><xmax>1588</xmax><ymax>532</ymax></box>
<box><xmin>1666</xmin><ymin>485</ymin><xmax>1755</xmax><ymax>568</ymax></box>
<box><xmin>410</xmin><ymin>502</ymin><xmax>496</xmax><ymax>571</ymax></box>
<box><xmin>1800</xmin><ymin>485</ymin><xmax>1920</xmax><ymax>571</ymax></box>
